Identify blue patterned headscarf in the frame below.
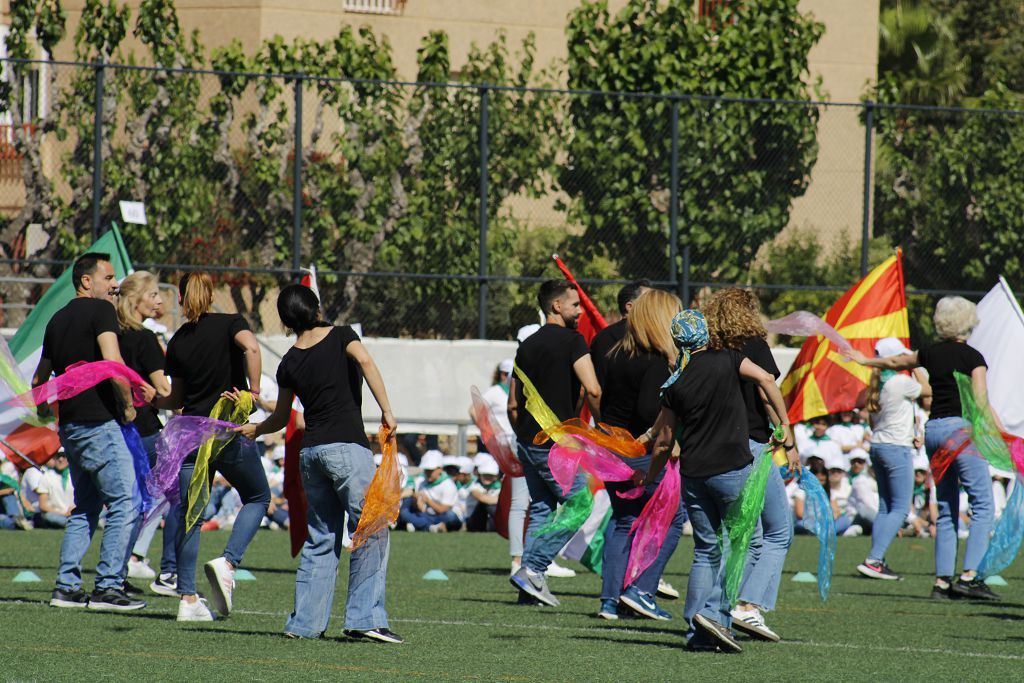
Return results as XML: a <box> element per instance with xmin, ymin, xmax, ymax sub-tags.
<box><xmin>659</xmin><ymin>309</ymin><xmax>710</xmax><ymax>395</ymax></box>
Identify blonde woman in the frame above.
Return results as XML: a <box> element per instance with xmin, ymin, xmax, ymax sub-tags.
<box><xmin>159</xmin><ymin>273</ymin><xmax>268</xmax><ymax>621</ymax></box>
<box><xmin>597</xmin><ymin>289</ymin><xmax>683</xmax><ymax>621</ymax></box>
<box><xmin>115</xmin><ymin>272</ymin><xmax>176</xmax><ymax>595</ymax></box>
<box><xmin>848</xmin><ymin>296</ymin><xmax>1000</xmax><ymax>600</ymax></box>
<box><xmin>703</xmin><ymin>287</ymin><xmax>798</xmax><ymax>643</ymax></box>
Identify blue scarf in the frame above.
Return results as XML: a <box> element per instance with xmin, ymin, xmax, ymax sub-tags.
<box><xmin>660</xmin><ymin>309</ymin><xmax>710</xmax><ymax>396</ymax></box>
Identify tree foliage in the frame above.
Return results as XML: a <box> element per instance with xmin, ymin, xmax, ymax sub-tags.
<box><xmin>561</xmin><ymin>0</ymin><xmax>823</xmax><ymax>285</ymax></box>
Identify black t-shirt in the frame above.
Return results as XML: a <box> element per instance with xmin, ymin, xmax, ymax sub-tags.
<box><xmin>600</xmin><ymin>347</ymin><xmax>670</xmax><ymax>438</ymax></box>
<box><xmin>512</xmin><ymin>324</ymin><xmax>590</xmax><ymax>445</ymax></box>
<box><xmin>276</xmin><ymin>326</ymin><xmax>367</xmax><ymax>449</ymax></box>
<box><xmin>41</xmin><ymin>297</ymin><xmax>120</xmax><ymax>423</ymax></box>
<box><xmin>119</xmin><ymin>327</ymin><xmax>165</xmax><ymax>436</ymax></box>
<box><xmin>738</xmin><ymin>337</ymin><xmax>780</xmax><ymax>443</ymax></box>
<box><xmin>165</xmin><ymin>313</ymin><xmax>250</xmax><ymax>417</ymax></box>
<box><xmin>591</xmin><ymin>319</ymin><xmax>626</xmax><ymax>388</ymax></box>
<box><xmin>661</xmin><ymin>349</ymin><xmax>752</xmax><ymax>478</ymax></box>
<box><xmin>917</xmin><ymin>341</ymin><xmax>987</xmax><ymax>419</ymax></box>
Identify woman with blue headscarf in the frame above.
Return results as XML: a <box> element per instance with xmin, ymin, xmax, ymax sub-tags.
<box><xmin>641</xmin><ymin>310</ymin><xmax>794</xmax><ymax>654</ymax></box>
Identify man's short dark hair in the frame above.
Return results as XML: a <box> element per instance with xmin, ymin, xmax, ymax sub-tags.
<box><xmin>618</xmin><ymin>279</ymin><xmax>651</xmax><ymax>315</ymax></box>
<box><xmin>538</xmin><ymin>279</ymin><xmax>577</xmax><ymax>314</ymax></box>
<box><xmin>72</xmin><ymin>252</ymin><xmax>111</xmax><ymax>291</ymax></box>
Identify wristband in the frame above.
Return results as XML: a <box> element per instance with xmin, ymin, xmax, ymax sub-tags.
<box><xmin>783</xmin><ymin>442</ymin><xmax>795</xmax><ymax>449</ymax></box>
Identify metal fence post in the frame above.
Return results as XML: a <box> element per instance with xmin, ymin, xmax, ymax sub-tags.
<box><xmin>669</xmin><ymin>96</ymin><xmax>680</xmax><ymax>298</ymax></box>
<box><xmin>292</xmin><ymin>74</ymin><xmax>304</xmax><ymax>278</ymax></box>
<box><xmin>92</xmin><ymin>58</ymin><xmax>105</xmax><ymax>241</ymax></box>
<box><xmin>860</xmin><ymin>101</ymin><xmax>874</xmax><ymax>277</ymax></box>
<box><xmin>477</xmin><ymin>86</ymin><xmax>490</xmax><ymax>339</ymax></box>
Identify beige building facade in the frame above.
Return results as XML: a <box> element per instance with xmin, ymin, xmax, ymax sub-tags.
<box><xmin>16</xmin><ymin>1</ymin><xmax>879</xmax><ymax>248</ymax></box>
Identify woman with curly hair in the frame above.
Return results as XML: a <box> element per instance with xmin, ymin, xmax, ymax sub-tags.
<box><xmin>702</xmin><ymin>288</ymin><xmax>799</xmax><ymax>643</ymax></box>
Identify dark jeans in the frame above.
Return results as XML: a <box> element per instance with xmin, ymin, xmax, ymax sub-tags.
<box><xmin>175</xmin><ymin>438</ymin><xmax>270</xmax><ymax>595</ymax></box>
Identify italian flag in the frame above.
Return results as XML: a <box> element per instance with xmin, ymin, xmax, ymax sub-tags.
<box><xmin>0</xmin><ymin>226</ymin><xmax>133</xmax><ymax>469</ymax></box>
<box><xmin>558</xmin><ymin>487</ymin><xmax>611</xmax><ymax>574</ymax></box>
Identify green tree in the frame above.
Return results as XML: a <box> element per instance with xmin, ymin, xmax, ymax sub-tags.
<box><xmin>561</xmin><ymin>0</ymin><xmax>823</xmax><ymax>285</ymax></box>
<box><xmin>877</xmin><ymin>0</ymin><xmax>967</xmax><ymax>106</ymax></box>
<box><xmin>929</xmin><ymin>0</ymin><xmax>1024</xmax><ymax>97</ymax></box>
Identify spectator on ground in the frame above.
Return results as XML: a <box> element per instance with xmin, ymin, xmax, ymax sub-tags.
<box><xmin>827</xmin><ymin>410</ymin><xmax>871</xmax><ymax>463</ymax></box>
<box><xmin>23</xmin><ymin>453</ymin><xmax>74</xmax><ymax>529</ymax></box>
<box><xmin>398</xmin><ymin>450</ymin><xmax>462</xmax><ymax>532</ymax></box>
<box><xmin>798</xmin><ymin>416</ymin><xmax>834</xmax><ymax>462</ymax></box>
<box><xmin>465</xmin><ymin>461</ymin><xmax>502</xmax><ymax>532</ymax></box>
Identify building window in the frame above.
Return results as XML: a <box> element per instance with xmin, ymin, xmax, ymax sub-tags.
<box><xmin>698</xmin><ymin>0</ymin><xmax>738</xmax><ymax>27</ymax></box>
<box><xmin>343</xmin><ymin>0</ymin><xmax>406</xmax><ymax>15</ymax></box>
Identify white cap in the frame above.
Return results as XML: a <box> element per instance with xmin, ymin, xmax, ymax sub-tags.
<box><xmin>474</xmin><ymin>453</ymin><xmax>499</xmax><ymax>471</ymax></box>
<box><xmin>398</xmin><ymin>453</ymin><xmax>409</xmax><ymax>468</ymax></box>
<box><xmin>824</xmin><ymin>451</ymin><xmax>849</xmax><ymax>472</ymax></box>
<box><xmin>499</xmin><ymin>358</ymin><xmax>514</xmax><ymax>375</ymax></box>
<box><xmin>458</xmin><ymin>456</ymin><xmax>475</xmax><ymax>475</ymax></box>
<box><xmin>373</xmin><ymin>453</ymin><xmax>383</xmax><ymax>466</ymax></box>
<box><xmin>516</xmin><ymin>324</ymin><xmax>541</xmax><ymax>343</ymax></box>
<box><xmin>420</xmin><ymin>450</ymin><xmax>445</xmax><ymax>470</ymax></box>
<box><xmin>441</xmin><ymin>455</ymin><xmax>460</xmax><ymax>469</ymax></box>
<box><xmin>912</xmin><ymin>453</ymin><xmax>930</xmax><ymax>471</ymax></box>
<box><xmin>478</xmin><ymin>461</ymin><xmax>500</xmax><ymax>476</ymax></box>
<box><xmin>875</xmin><ymin>337</ymin><xmax>911</xmax><ymax>358</ymax></box>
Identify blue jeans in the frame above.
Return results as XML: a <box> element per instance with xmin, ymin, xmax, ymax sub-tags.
<box><xmin>519</xmin><ymin>443</ymin><xmax>587</xmax><ymax>574</ymax></box>
<box><xmin>56</xmin><ymin>421</ymin><xmax>138</xmax><ymax>592</ymax></box>
<box><xmin>397</xmin><ymin>498</ymin><xmax>463</xmax><ymax>531</ymax></box>
<box><xmin>601</xmin><ymin>454</ymin><xmax>684</xmax><ymax>602</ymax></box>
<box><xmin>175</xmin><ymin>438</ymin><xmax>270</xmax><ymax>595</ymax></box>
<box><xmin>33</xmin><ymin>512</ymin><xmax>69</xmax><ymax>528</ymax></box>
<box><xmin>682</xmin><ymin>462</ymin><xmax>753</xmax><ymax>639</ymax></box>
<box><xmin>285</xmin><ymin>442</ymin><xmax>389</xmax><ymax>635</ymax></box>
<box><xmin>926</xmin><ymin>417</ymin><xmax>994</xmax><ymax>576</ymax></box>
<box><xmin>738</xmin><ymin>440</ymin><xmax>792</xmax><ymax>611</ymax></box>
<box><xmin>869</xmin><ymin>443</ymin><xmax>914</xmax><ymax>562</ymax></box>
<box><xmin>1</xmin><ymin>493</ymin><xmax>20</xmax><ymax>517</ymax></box>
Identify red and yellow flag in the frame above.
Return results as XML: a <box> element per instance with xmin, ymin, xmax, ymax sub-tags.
<box><xmin>780</xmin><ymin>251</ymin><xmax>909</xmax><ymax>423</ymax></box>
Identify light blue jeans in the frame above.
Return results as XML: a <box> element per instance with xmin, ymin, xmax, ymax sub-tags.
<box><xmin>56</xmin><ymin>421</ymin><xmax>138</xmax><ymax>592</ymax></box>
<box><xmin>926</xmin><ymin>416</ymin><xmax>994</xmax><ymax>576</ymax></box>
<box><xmin>682</xmin><ymin>462</ymin><xmax>753</xmax><ymax>640</ymax></box>
<box><xmin>519</xmin><ymin>443</ymin><xmax>587</xmax><ymax>574</ymax></box>
<box><xmin>868</xmin><ymin>443</ymin><xmax>914</xmax><ymax>563</ymax></box>
<box><xmin>175</xmin><ymin>438</ymin><xmax>270</xmax><ymax>595</ymax></box>
<box><xmin>285</xmin><ymin>442</ymin><xmax>389</xmax><ymax>636</ymax></box>
<box><xmin>738</xmin><ymin>440</ymin><xmax>792</xmax><ymax>611</ymax></box>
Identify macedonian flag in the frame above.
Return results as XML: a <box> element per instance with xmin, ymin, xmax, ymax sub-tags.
<box><xmin>780</xmin><ymin>251</ymin><xmax>909</xmax><ymax>423</ymax></box>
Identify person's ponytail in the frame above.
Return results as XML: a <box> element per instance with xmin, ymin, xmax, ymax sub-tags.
<box><xmin>179</xmin><ymin>272</ymin><xmax>214</xmax><ymax>323</ymax></box>
<box><xmin>865</xmin><ymin>367</ymin><xmax>882</xmax><ymax>414</ymax></box>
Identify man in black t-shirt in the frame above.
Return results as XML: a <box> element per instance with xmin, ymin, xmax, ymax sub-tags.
<box><xmin>507</xmin><ymin>279</ymin><xmax>603</xmax><ymax>607</ymax></box>
<box><xmin>34</xmin><ymin>252</ymin><xmax>150</xmax><ymax>612</ymax></box>
<box><xmin>591</xmin><ymin>279</ymin><xmax>650</xmax><ymax>388</ymax></box>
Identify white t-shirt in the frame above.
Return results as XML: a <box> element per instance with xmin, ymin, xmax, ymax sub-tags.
<box><xmin>36</xmin><ymin>468</ymin><xmax>73</xmax><ymax>515</ymax></box>
<box><xmin>848</xmin><ymin>473</ymin><xmax>879</xmax><ymax>522</ymax></box>
<box><xmin>418</xmin><ymin>477</ymin><xmax>459</xmax><ymax>514</ymax></box>
<box><xmin>830</xmin><ymin>477</ymin><xmax>852</xmax><ymax>517</ymax></box>
<box><xmin>794</xmin><ymin>423</ymin><xmax>814</xmax><ymax>455</ymax></box>
<box><xmin>786</xmin><ymin>480</ymin><xmax>806</xmax><ymax>519</ymax></box>
<box><xmin>481</xmin><ymin>383</ymin><xmax>514</xmax><ymax>438</ymax></box>
<box><xmin>250</xmin><ymin>374</ymin><xmax>279</xmax><ymax>442</ymax></box>
<box><xmin>827</xmin><ymin>422</ymin><xmax>870</xmax><ymax>461</ymax></box>
<box><xmin>869</xmin><ymin>374</ymin><xmax>922</xmax><ymax>446</ymax></box>
<box><xmin>21</xmin><ymin>468</ymin><xmax>44</xmax><ymax>512</ymax></box>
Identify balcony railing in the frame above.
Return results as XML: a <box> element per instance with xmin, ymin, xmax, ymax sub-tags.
<box><xmin>343</xmin><ymin>0</ymin><xmax>406</xmax><ymax>15</ymax></box>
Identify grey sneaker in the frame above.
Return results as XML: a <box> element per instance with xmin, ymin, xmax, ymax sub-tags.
<box><xmin>693</xmin><ymin>613</ymin><xmax>742</xmax><ymax>653</ymax></box>
<box><xmin>509</xmin><ymin>566</ymin><xmax>560</xmax><ymax>607</ymax></box>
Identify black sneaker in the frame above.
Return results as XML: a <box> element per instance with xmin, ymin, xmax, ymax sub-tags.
<box><xmin>343</xmin><ymin>628</ymin><xmax>404</xmax><ymax>644</ymax></box>
<box><xmin>87</xmin><ymin>587</ymin><xmax>147</xmax><ymax>612</ymax></box>
<box><xmin>693</xmin><ymin>614</ymin><xmax>742</xmax><ymax>653</ymax></box>
<box><xmin>951</xmin><ymin>578</ymin><xmax>1000</xmax><ymax>601</ymax></box>
<box><xmin>857</xmin><ymin>560</ymin><xmax>901</xmax><ymax>581</ymax></box>
<box><xmin>929</xmin><ymin>583</ymin><xmax>952</xmax><ymax>600</ymax></box>
<box><xmin>122</xmin><ymin>580</ymin><xmax>145</xmax><ymax>597</ymax></box>
<box><xmin>50</xmin><ymin>588</ymin><xmax>90</xmax><ymax>608</ymax></box>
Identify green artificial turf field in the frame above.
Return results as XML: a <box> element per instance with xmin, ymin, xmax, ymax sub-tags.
<box><xmin>1</xmin><ymin>529</ymin><xmax>1022</xmax><ymax>681</ymax></box>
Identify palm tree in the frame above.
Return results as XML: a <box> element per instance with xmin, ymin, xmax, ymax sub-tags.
<box><xmin>878</xmin><ymin>0</ymin><xmax>968</xmax><ymax>105</ymax></box>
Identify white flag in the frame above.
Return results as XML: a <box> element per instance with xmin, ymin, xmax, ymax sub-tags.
<box><xmin>968</xmin><ymin>277</ymin><xmax>1024</xmax><ymax>438</ymax></box>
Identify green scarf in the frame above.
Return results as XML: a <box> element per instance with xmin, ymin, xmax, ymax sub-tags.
<box><xmin>423</xmin><ymin>472</ymin><xmax>450</xmax><ymax>489</ymax></box>
<box><xmin>498</xmin><ymin>381</ymin><xmax>509</xmax><ymax>395</ymax></box>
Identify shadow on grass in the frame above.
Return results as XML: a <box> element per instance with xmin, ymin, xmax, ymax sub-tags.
<box><xmin>445</xmin><ymin>567</ymin><xmax>516</xmax><ymax>577</ymax></box>
<box><xmin>976</xmin><ymin>612</ymin><xmax>1024</xmax><ymax>622</ymax></box>
<box><xmin>571</xmin><ymin>633</ymin><xmax>681</xmax><ymax>648</ymax></box>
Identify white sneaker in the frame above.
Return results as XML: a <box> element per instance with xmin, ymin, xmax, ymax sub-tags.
<box><xmin>177</xmin><ymin>597</ymin><xmax>216</xmax><ymax>622</ymax></box>
<box><xmin>405</xmin><ymin>523</ymin><xmax>416</xmax><ymax>533</ymax></box>
<box><xmin>842</xmin><ymin>524</ymin><xmax>864</xmax><ymax>538</ymax></box>
<box><xmin>730</xmin><ymin>606</ymin><xmax>780</xmax><ymax>642</ymax></box>
<box><xmin>682</xmin><ymin>521</ymin><xmax>693</xmax><ymax>536</ymax></box>
<box><xmin>127</xmin><ymin>557</ymin><xmax>157</xmax><ymax>580</ymax></box>
<box><xmin>428</xmin><ymin>522</ymin><xmax>448</xmax><ymax>533</ymax></box>
<box><xmin>203</xmin><ymin>557</ymin><xmax>235</xmax><ymax>616</ymax></box>
<box><xmin>545</xmin><ymin>561</ymin><xmax>576</xmax><ymax>578</ymax></box>
<box><xmin>657</xmin><ymin>578</ymin><xmax>680</xmax><ymax>600</ymax></box>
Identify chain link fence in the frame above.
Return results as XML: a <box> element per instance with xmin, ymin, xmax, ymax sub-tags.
<box><xmin>0</xmin><ymin>58</ymin><xmax>1014</xmax><ymax>341</ymax></box>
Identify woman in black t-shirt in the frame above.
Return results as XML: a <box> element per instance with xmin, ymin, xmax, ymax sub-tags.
<box><xmin>237</xmin><ymin>284</ymin><xmax>402</xmax><ymax>644</ymax></box>
<box><xmin>703</xmin><ymin>288</ymin><xmax>798</xmax><ymax>643</ymax></box>
<box><xmin>159</xmin><ymin>272</ymin><xmax>269</xmax><ymax>622</ymax></box>
<box><xmin>849</xmin><ymin>296</ymin><xmax>1001</xmax><ymax>601</ymax></box>
<box><xmin>115</xmin><ymin>271</ymin><xmax>177</xmax><ymax>594</ymax></box>
<box><xmin>596</xmin><ymin>290</ymin><xmax>683</xmax><ymax>622</ymax></box>
<box><xmin>642</xmin><ymin>310</ymin><xmax>793</xmax><ymax>654</ymax></box>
